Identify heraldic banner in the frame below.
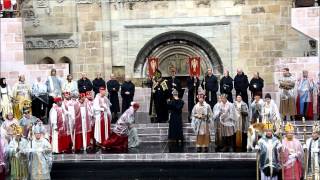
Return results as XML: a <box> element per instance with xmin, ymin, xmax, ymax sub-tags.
<box><xmin>188</xmin><ymin>57</ymin><xmax>201</xmax><ymax>77</ymax></box>
<box><xmin>147</xmin><ymin>57</ymin><xmax>159</xmax><ymax>77</ymax></box>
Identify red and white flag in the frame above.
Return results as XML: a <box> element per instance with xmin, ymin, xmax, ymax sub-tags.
<box><xmin>188</xmin><ymin>57</ymin><xmax>201</xmax><ymax>77</ymax></box>
<box><xmin>147</xmin><ymin>57</ymin><xmax>159</xmax><ymax>77</ymax></box>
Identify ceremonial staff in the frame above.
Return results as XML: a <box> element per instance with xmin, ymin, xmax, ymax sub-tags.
<box><xmin>256</xmin><ymin>148</ymin><xmax>259</xmax><ymax>180</ymax></box>
<box><xmin>302</xmin><ymin>117</ymin><xmax>308</xmax><ymax>180</ymax></box>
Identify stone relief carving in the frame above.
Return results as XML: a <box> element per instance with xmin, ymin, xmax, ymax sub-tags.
<box><xmin>36</xmin><ymin>0</ymin><xmax>48</xmax><ymax>8</ymax></box>
<box><xmin>25</xmin><ymin>38</ymin><xmax>79</xmax><ymax>49</ymax></box>
<box><xmin>196</xmin><ymin>0</ymin><xmax>210</xmax><ymax>8</ymax></box>
<box><xmin>21</xmin><ymin>8</ymin><xmax>41</xmax><ymax>27</ymax></box>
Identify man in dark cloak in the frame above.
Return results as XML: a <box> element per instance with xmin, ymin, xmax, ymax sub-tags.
<box><xmin>168</xmin><ymin>70</ymin><xmax>182</xmax><ymax>99</ymax></box>
<box><xmin>220</xmin><ymin>70</ymin><xmax>234</xmax><ymax>102</ymax></box>
<box><xmin>78</xmin><ymin>73</ymin><xmax>93</xmax><ymax>93</ymax></box>
<box><xmin>249</xmin><ymin>72</ymin><xmax>264</xmax><ymax>102</ymax></box>
<box><xmin>202</xmin><ymin>68</ymin><xmax>218</xmax><ymax>108</ymax></box>
<box><xmin>149</xmin><ymin>70</ymin><xmax>170</xmax><ymax>123</ymax></box>
<box><xmin>121</xmin><ymin>76</ymin><xmax>135</xmax><ymax>113</ymax></box>
<box><xmin>187</xmin><ymin>75</ymin><xmax>200</xmax><ymax>122</ymax></box>
<box><xmin>107</xmin><ymin>74</ymin><xmax>120</xmax><ymax>123</ymax></box>
<box><xmin>234</xmin><ymin>69</ymin><xmax>249</xmax><ymax>105</ymax></box>
<box><xmin>92</xmin><ymin>73</ymin><xmax>106</xmax><ymax>97</ymax></box>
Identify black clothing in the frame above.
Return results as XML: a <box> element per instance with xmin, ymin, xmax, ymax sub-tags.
<box><xmin>78</xmin><ymin>78</ymin><xmax>93</xmax><ymax>93</ymax></box>
<box><xmin>168</xmin><ymin>99</ymin><xmax>184</xmax><ymax>141</ymax></box>
<box><xmin>31</xmin><ymin>94</ymin><xmax>49</xmax><ymax>123</ymax></box>
<box><xmin>121</xmin><ymin>81</ymin><xmax>135</xmax><ymax>113</ymax></box>
<box><xmin>234</xmin><ymin>73</ymin><xmax>249</xmax><ymax>105</ymax></box>
<box><xmin>92</xmin><ymin>78</ymin><xmax>106</xmax><ymax>96</ymax></box>
<box><xmin>220</xmin><ymin>76</ymin><xmax>234</xmax><ymax>102</ymax></box>
<box><xmin>107</xmin><ymin>79</ymin><xmax>120</xmax><ymax>115</ymax></box>
<box><xmin>202</xmin><ymin>74</ymin><xmax>219</xmax><ymax>108</ymax></box>
<box><xmin>249</xmin><ymin>77</ymin><xmax>264</xmax><ymax>99</ymax></box>
<box><xmin>149</xmin><ymin>79</ymin><xmax>170</xmax><ymax>123</ymax></box>
<box><xmin>168</xmin><ymin>77</ymin><xmax>182</xmax><ymax>98</ymax></box>
<box><xmin>187</xmin><ymin>76</ymin><xmax>200</xmax><ymax>121</ymax></box>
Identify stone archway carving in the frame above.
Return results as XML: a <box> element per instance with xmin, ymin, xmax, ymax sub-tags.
<box><xmin>58</xmin><ymin>56</ymin><xmax>72</xmax><ymax>74</ymax></box>
<box><xmin>134</xmin><ymin>31</ymin><xmax>223</xmax><ymax>77</ymax></box>
<box><xmin>38</xmin><ymin>57</ymin><xmax>54</xmax><ymax>64</ymax></box>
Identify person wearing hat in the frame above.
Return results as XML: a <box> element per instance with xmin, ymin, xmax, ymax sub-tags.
<box><xmin>262</xmin><ymin>93</ymin><xmax>281</xmax><ymax>136</ymax></box>
<box><xmin>202</xmin><ymin>68</ymin><xmax>219</xmax><ymax>109</ymax></box>
<box><xmin>191</xmin><ymin>87</ymin><xmax>213</xmax><ymax>152</ymax></box>
<box><xmin>281</xmin><ymin>122</ymin><xmax>303</xmax><ymax>180</ymax></box>
<box><xmin>304</xmin><ymin>121</ymin><xmax>320</xmax><ymax>179</ymax></box>
<box><xmin>93</xmin><ymin>87</ymin><xmax>112</xmax><ymax>146</ymax></box>
<box><xmin>74</xmin><ymin>93</ymin><xmax>92</xmax><ymax>152</ymax></box>
<box><xmin>12</xmin><ymin>74</ymin><xmax>31</xmax><ymax>119</ymax></box>
<box><xmin>29</xmin><ymin>123</ymin><xmax>52</xmax><ymax>180</ymax></box>
<box><xmin>6</xmin><ymin>124</ymin><xmax>30</xmax><ymax>180</ymax></box>
<box><xmin>19</xmin><ymin>107</ymin><xmax>37</xmax><ymax>139</ymax></box>
<box><xmin>107</xmin><ymin>74</ymin><xmax>120</xmax><ymax>123</ymax></box>
<box><xmin>213</xmin><ymin>93</ymin><xmax>236</xmax><ymax>152</ymax></box>
<box><xmin>149</xmin><ymin>69</ymin><xmax>170</xmax><ymax>123</ymax></box>
<box><xmin>49</xmin><ymin>97</ymin><xmax>71</xmax><ymax>153</ymax></box>
<box><xmin>102</xmin><ymin>102</ymin><xmax>140</xmax><ymax>152</ymax></box>
<box><xmin>167</xmin><ymin>89</ymin><xmax>184</xmax><ymax>144</ymax></box>
<box><xmin>121</xmin><ymin>75</ymin><xmax>135</xmax><ymax>114</ymax></box>
<box><xmin>256</xmin><ymin>121</ymin><xmax>282</xmax><ymax>180</ymax></box>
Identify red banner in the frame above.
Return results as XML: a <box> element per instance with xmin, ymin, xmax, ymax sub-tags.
<box><xmin>188</xmin><ymin>57</ymin><xmax>201</xmax><ymax>77</ymax></box>
<box><xmin>147</xmin><ymin>57</ymin><xmax>159</xmax><ymax>77</ymax></box>
<box><xmin>3</xmin><ymin>0</ymin><xmax>11</xmax><ymax>9</ymax></box>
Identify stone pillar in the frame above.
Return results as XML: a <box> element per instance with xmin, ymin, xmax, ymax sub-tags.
<box><xmin>101</xmin><ymin>1</ymin><xmax>113</xmax><ymax>79</ymax></box>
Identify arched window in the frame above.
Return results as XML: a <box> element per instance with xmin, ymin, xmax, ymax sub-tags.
<box><xmin>38</xmin><ymin>57</ymin><xmax>55</xmax><ymax>64</ymax></box>
<box><xmin>58</xmin><ymin>56</ymin><xmax>72</xmax><ymax>74</ymax></box>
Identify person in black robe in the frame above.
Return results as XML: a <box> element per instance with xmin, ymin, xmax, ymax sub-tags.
<box><xmin>168</xmin><ymin>89</ymin><xmax>184</xmax><ymax>143</ymax></box>
<box><xmin>92</xmin><ymin>73</ymin><xmax>106</xmax><ymax>96</ymax></box>
<box><xmin>149</xmin><ymin>70</ymin><xmax>170</xmax><ymax>123</ymax></box>
<box><xmin>220</xmin><ymin>70</ymin><xmax>234</xmax><ymax>103</ymax></box>
<box><xmin>78</xmin><ymin>73</ymin><xmax>93</xmax><ymax>93</ymax></box>
<box><xmin>249</xmin><ymin>72</ymin><xmax>264</xmax><ymax>102</ymax></box>
<box><xmin>187</xmin><ymin>75</ymin><xmax>200</xmax><ymax>122</ymax></box>
<box><xmin>234</xmin><ymin>69</ymin><xmax>249</xmax><ymax>105</ymax></box>
<box><xmin>121</xmin><ymin>76</ymin><xmax>135</xmax><ymax>113</ymax></box>
<box><xmin>168</xmin><ymin>70</ymin><xmax>182</xmax><ymax>99</ymax></box>
<box><xmin>202</xmin><ymin>68</ymin><xmax>218</xmax><ymax>108</ymax></box>
<box><xmin>107</xmin><ymin>74</ymin><xmax>120</xmax><ymax>123</ymax></box>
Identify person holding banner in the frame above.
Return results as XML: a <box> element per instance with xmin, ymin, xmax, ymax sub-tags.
<box><xmin>202</xmin><ymin>68</ymin><xmax>219</xmax><ymax>109</ymax></box>
<box><xmin>187</xmin><ymin>57</ymin><xmax>201</xmax><ymax>122</ymax></box>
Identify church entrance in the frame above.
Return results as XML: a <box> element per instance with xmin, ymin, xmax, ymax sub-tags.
<box><xmin>134</xmin><ymin>31</ymin><xmax>224</xmax><ymax>87</ymax></box>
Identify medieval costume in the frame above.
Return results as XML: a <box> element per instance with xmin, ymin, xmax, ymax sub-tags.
<box><xmin>12</xmin><ymin>75</ymin><xmax>31</xmax><ymax>120</ymax></box>
<box><xmin>28</xmin><ymin>125</ymin><xmax>52</xmax><ymax>180</ymax></box>
<box><xmin>102</xmin><ymin>103</ymin><xmax>140</xmax><ymax>152</ymax></box>
<box><xmin>304</xmin><ymin>121</ymin><xmax>320</xmax><ymax>180</ymax></box>
<box><xmin>92</xmin><ymin>74</ymin><xmax>106</xmax><ymax>96</ymax></box>
<box><xmin>214</xmin><ymin>94</ymin><xmax>236</xmax><ymax>152</ymax></box>
<box><xmin>317</xmin><ymin>73</ymin><xmax>320</xmax><ymax>120</ymax></box>
<box><xmin>149</xmin><ymin>70</ymin><xmax>170</xmax><ymax>123</ymax></box>
<box><xmin>1</xmin><ymin>112</ymin><xmax>18</xmax><ymax>143</ymax></box>
<box><xmin>19</xmin><ymin>109</ymin><xmax>38</xmax><ymax>139</ymax></box>
<box><xmin>281</xmin><ymin>122</ymin><xmax>303</xmax><ymax>180</ymax></box>
<box><xmin>121</xmin><ymin>78</ymin><xmax>135</xmax><ymax>113</ymax></box>
<box><xmin>77</xmin><ymin>74</ymin><xmax>93</xmax><ymax>94</ymax></box>
<box><xmin>213</xmin><ymin>96</ymin><xmax>223</xmax><ymax>150</ymax></box>
<box><xmin>250</xmin><ymin>95</ymin><xmax>264</xmax><ymax>124</ymax></box>
<box><xmin>234</xmin><ymin>70</ymin><xmax>249</xmax><ymax>105</ymax></box>
<box><xmin>93</xmin><ymin>87</ymin><xmax>112</xmax><ymax>145</ymax></box>
<box><xmin>107</xmin><ymin>78</ymin><xmax>120</xmax><ymax>123</ymax></box>
<box><xmin>202</xmin><ymin>69</ymin><xmax>218</xmax><ymax>108</ymax></box>
<box><xmin>62</xmin><ymin>92</ymin><xmax>77</xmax><ymax>150</ymax></box>
<box><xmin>49</xmin><ymin>97</ymin><xmax>71</xmax><ymax>153</ymax></box>
<box><xmin>62</xmin><ymin>74</ymin><xmax>78</xmax><ymax>95</ymax></box>
<box><xmin>45</xmin><ymin>69</ymin><xmax>63</xmax><ymax>98</ymax></box>
<box><xmin>249</xmin><ymin>73</ymin><xmax>264</xmax><ymax>101</ymax></box>
<box><xmin>262</xmin><ymin>94</ymin><xmax>282</xmax><ymax>136</ymax></box>
<box><xmin>187</xmin><ymin>76</ymin><xmax>200</xmax><ymax>122</ymax></box>
<box><xmin>191</xmin><ymin>87</ymin><xmax>213</xmax><ymax>152</ymax></box>
<box><xmin>168</xmin><ymin>89</ymin><xmax>184</xmax><ymax>142</ymax></box>
<box><xmin>256</xmin><ymin>122</ymin><xmax>282</xmax><ymax>180</ymax></box>
<box><xmin>297</xmin><ymin>71</ymin><xmax>315</xmax><ymax>120</ymax></box>
<box><xmin>74</xmin><ymin>94</ymin><xmax>92</xmax><ymax>152</ymax></box>
<box><xmin>31</xmin><ymin>78</ymin><xmax>49</xmax><ymax>121</ymax></box>
<box><xmin>6</xmin><ymin>125</ymin><xmax>29</xmax><ymax>180</ymax></box>
<box><xmin>0</xmin><ymin>78</ymin><xmax>13</xmax><ymax>118</ymax></box>
<box><xmin>279</xmin><ymin>69</ymin><xmax>296</xmax><ymax>120</ymax></box>
<box><xmin>220</xmin><ymin>71</ymin><xmax>234</xmax><ymax>102</ymax></box>
<box><xmin>234</xmin><ymin>95</ymin><xmax>249</xmax><ymax>152</ymax></box>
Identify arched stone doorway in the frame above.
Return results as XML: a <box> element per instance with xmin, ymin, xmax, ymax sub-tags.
<box><xmin>134</xmin><ymin>31</ymin><xmax>223</xmax><ymax>80</ymax></box>
<box><xmin>38</xmin><ymin>57</ymin><xmax>54</xmax><ymax>64</ymax></box>
<box><xmin>58</xmin><ymin>56</ymin><xmax>72</xmax><ymax>74</ymax></box>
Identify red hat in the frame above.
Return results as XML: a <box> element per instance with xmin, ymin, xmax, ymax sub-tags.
<box><xmin>99</xmin><ymin>87</ymin><xmax>106</xmax><ymax>91</ymax></box>
<box><xmin>53</xmin><ymin>97</ymin><xmax>62</xmax><ymax>103</ymax></box>
<box><xmin>131</xmin><ymin>102</ymin><xmax>140</xmax><ymax>110</ymax></box>
<box><xmin>79</xmin><ymin>93</ymin><xmax>86</xmax><ymax>98</ymax></box>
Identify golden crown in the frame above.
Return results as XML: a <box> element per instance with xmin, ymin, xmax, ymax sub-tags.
<box><xmin>285</xmin><ymin>122</ymin><xmax>294</xmax><ymax>133</ymax></box>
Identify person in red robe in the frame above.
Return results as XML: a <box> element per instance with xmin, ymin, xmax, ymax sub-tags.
<box><xmin>102</xmin><ymin>102</ymin><xmax>140</xmax><ymax>153</ymax></box>
<box><xmin>281</xmin><ymin>122</ymin><xmax>303</xmax><ymax>180</ymax></box>
<box><xmin>93</xmin><ymin>87</ymin><xmax>112</xmax><ymax>146</ymax></box>
<box><xmin>49</xmin><ymin>97</ymin><xmax>71</xmax><ymax>153</ymax></box>
<box><xmin>74</xmin><ymin>93</ymin><xmax>92</xmax><ymax>152</ymax></box>
<box><xmin>86</xmin><ymin>91</ymin><xmax>95</xmax><ymax>150</ymax></box>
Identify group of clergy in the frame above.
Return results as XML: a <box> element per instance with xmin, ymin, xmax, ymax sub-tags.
<box><xmin>0</xmin><ymin>69</ymin><xmax>136</xmax><ymax>126</ymax></box>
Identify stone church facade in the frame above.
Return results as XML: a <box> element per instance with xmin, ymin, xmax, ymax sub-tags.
<box><xmin>21</xmin><ymin>0</ymin><xmax>314</xmax><ymax>88</ymax></box>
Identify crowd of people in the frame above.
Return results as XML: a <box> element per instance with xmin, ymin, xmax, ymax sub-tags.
<box><xmin>0</xmin><ymin>67</ymin><xmax>319</xmax><ymax>179</ymax></box>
